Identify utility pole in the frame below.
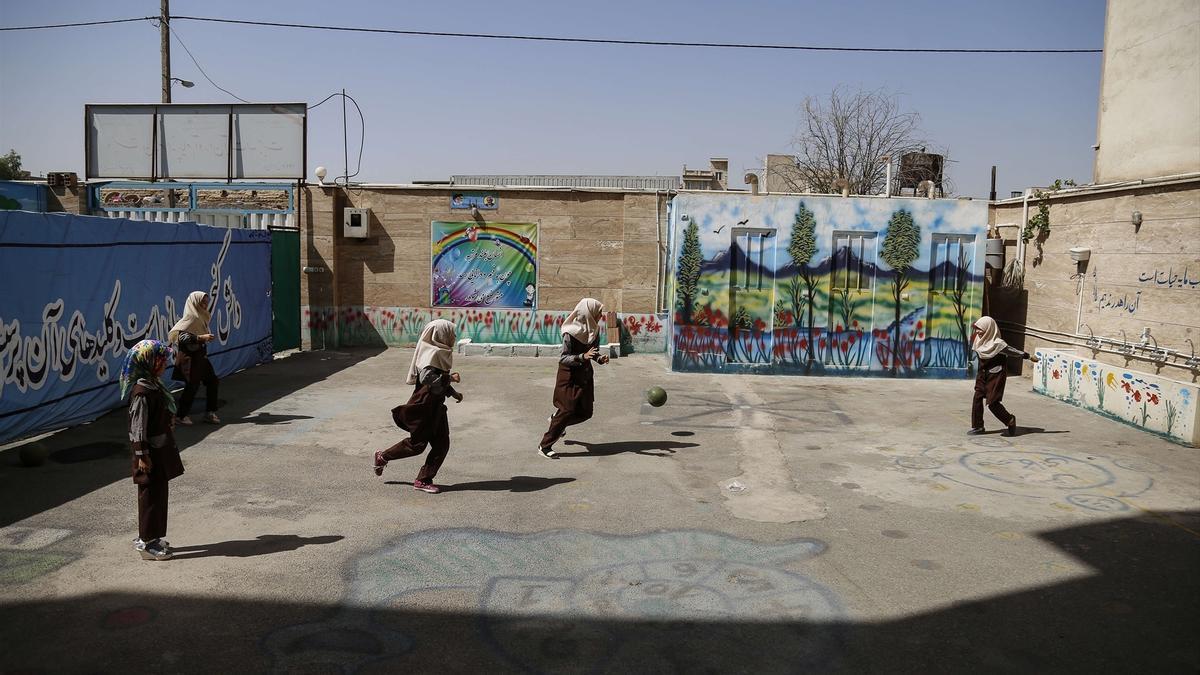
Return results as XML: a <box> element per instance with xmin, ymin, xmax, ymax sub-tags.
<box><xmin>160</xmin><ymin>0</ymin><xmax>171</xmax><ymax>104</ymax></box>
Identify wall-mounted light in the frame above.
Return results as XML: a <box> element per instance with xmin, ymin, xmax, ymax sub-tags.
<box><xmin>1131</xmin><ymin>210</ymin><xmax>1143</xmax><ymax>232</ymax></box>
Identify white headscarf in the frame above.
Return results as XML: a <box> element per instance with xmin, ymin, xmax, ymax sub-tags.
<box><xmin>971</xmin><ymin>316</ymin><xmax>1008</xmax><ymax>359</ymax></box>
<box><xmin>407</xmin><ymin>319</ymin><xmax>457</xmax><ymax>385</ymax></box>
<box><xmin>562</xmin><ymin>298</ymin><xmax>604</xmax><ymax>345</ymax></box>
<box><xmin>168</xmin><ymin>291</ymin><xmax>212</xmax><ymax>343</ymax></box>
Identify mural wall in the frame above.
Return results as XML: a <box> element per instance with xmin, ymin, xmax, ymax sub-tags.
<box><xmin>668</xmin><ymin>193</ymin><xmax>988</xmax><ymax>377</ymax></box>
<box><xmin>1034</xmin><ymin>349</ymin><xmax>1198</xmax><ymax>446</ymax></box>
<box><xmin>302</xmin><ymin>306</ymin><xmax>668</xmax><ymax>353</ymax></box>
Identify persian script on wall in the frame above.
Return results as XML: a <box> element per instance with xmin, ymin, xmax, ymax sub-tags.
<box><xmin>431</xmin><ymin>221</ymin><xmax>537</xmax><ymax>309</ymax></box>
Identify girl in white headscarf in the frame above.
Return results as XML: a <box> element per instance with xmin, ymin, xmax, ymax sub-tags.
<box><xmin>168</xmin><ymin>291</ymin><xmax>220</xmax><ymax>425</ymax></box>
<box><xmin>970</xmin><ymin>316</ymin><xmax>1039</xmax><ymax>436</ymax></box>
<box><xmin>538</xmin><ymin>298</ymin><xmax>609</xmax><ymax>458</ymax></box>
<box><xmin>374</xmin><ymin>319</ymin><xmax>463</xmax><ymax>493</ymax></box>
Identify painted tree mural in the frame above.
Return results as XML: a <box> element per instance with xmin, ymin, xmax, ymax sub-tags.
<box><xmin>788</xmin><ymin>203</ymin><xmax>818</xmax><ymax>364</ymax></box>
<box><xmin>676</xmin><ymin>219</ymin><xmax>702</xmax><ymax>324</ymax></box>
<box><xmin>881</xmin><ymin>209</ymin><xmax>920</xmax><ymax>374</ymax></box>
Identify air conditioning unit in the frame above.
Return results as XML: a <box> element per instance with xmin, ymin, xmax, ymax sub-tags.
<box><xmin>343</xmin><ymin>208</ymin><xmax>370</xmax><ymax>239</ymax></box>
<box><xmin>1069</xmin><ymin>247</ymin><xmax>1091</xmax><ymax>262</ymax></box>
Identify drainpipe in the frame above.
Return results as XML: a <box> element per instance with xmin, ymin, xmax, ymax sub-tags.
<box><xmin>1016</xmin><ymin>188</ymin><xmax>1031</xmax><ymax>268</ymax></box>
<box><xmin>881</xmin><ymin>155</ymin><xmax>892</xmax><ymax>197</ymax></box>
<box><xmin>655</xmin><ymin>190</ymin><xmax>664</xmax><ymax>313</ymax></box>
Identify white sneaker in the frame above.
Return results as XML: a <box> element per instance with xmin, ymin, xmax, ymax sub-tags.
<box><xmin>538</xmin><ymin>446</ymin><xmax>558</xmax><ymax>459</ymax></box>
<box><xmin>176</xmin><ymin>416</ymin><xmax>194</xmax><ymax>426</ymax></box>
<box><xmin>203</xmin><ymin>412</ymin><xmax>221</xmax><ymax>424</ymax></box>
<box><xmin>135</xmin><ymin>539</ymin><xmax>173</xmax><ymax>561</ymax></box>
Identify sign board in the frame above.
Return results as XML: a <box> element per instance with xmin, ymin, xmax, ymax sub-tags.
<box><xmin>431</xmin><ymin>221</ymin><xmax>538</xmax><ymax>308</ymax></box>
<box><xmin>85</xmin><ymin>103</ymin><xmax>307</xmax><ymax>181</ymax></box>
<box><xmin>450</xmin><ymin>192</ymin><xmax>499</xmax><ymax>210</ymax></box>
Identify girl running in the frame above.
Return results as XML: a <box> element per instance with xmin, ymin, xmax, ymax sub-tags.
<box><xmin>538</xmin><ymin>298</ymin><xmax>609</xmax><ymax>458</ymax></box>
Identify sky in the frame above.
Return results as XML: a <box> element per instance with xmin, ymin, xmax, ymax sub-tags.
<box><xmin>0</xmin><ymin>0</ymin><xmax>1107</xmax><ymax>198</ymax></box>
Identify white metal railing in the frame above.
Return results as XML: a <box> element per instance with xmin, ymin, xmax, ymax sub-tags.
<box><xmin>101</xmin><ymin>209</ymin><xmax>294</xmax><ymax>230</ymax></box>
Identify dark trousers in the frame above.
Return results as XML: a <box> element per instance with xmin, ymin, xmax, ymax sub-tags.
<box><xmin>540</xmin><ymin>401</ymin><xmax>593</xmax><ymax>448</ymax></box>
<box><xmin>972</xmin><ymin>370</ymin><xmax>1014</xmax><ymax>428</ymax></box>
<box><xmin>138</xmin><ymin>477</ymin><xmax>169</xmax><ymax>541</ymax></box>
<box><xmin>381</xmin><ymin>411</ymin><xmax>450</xmax><ymax>482</ymax></box>
<box><xmin>178</xmin><ymin>373</ymin><xmax>219</xmax><ymax>417</ymax></box>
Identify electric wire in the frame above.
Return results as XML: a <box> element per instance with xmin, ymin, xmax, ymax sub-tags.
<box><xmin>169</xmin><ymin>15</ymin><xmax>1102</xmax><ymax>54</ymax></box>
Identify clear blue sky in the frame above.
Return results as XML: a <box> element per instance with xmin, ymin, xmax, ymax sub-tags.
<box><xmin>0</xmin><ymin>0</ymin><xmax>1106</xmax><ymax>197</ymax></box>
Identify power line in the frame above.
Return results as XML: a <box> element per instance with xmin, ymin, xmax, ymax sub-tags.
<box><xmin>163</xmin><ymin>21</ymin><xmax>250</xmax><ymax>103</ymax></box>
<box><xmin>0</xmin><ymin>16</ymin><xmax>156</xmax><ymax>31</ymax></box>
<box><xmin>171</xmin><ymin>15</ymin><xmax>1102</xmax><ymax>54</ymax></box>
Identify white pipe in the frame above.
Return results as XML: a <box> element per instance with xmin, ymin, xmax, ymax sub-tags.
<box><xmin>1016</xmin><ymin>188</ymin><xmax>1031</xmax><ymax>267</ymax></box>
<box><xmin>1074</xmin><ymin>271</ymin><xmax>1086</xmax><ymax>335</ymax></box>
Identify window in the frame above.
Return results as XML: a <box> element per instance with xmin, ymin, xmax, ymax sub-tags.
<box><xmin>930</xmin><ymin>235</ymin><xmax>974</xmax><ymax>293</ymax></box>
<box><xmin>731</xmin><ymin>230</ymin><xmax>771</xmax><ymax>290</ymax></box>
<box><xmin>830</xmin><ymin>233</ymin><xmax>875</xmax><ymax>291</ymax></box>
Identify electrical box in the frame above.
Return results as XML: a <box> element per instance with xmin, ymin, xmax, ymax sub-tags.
<box><xmin>343</xmin><ymin>208</ymin><xmax>370</xmax><ymax>239</ymax></box>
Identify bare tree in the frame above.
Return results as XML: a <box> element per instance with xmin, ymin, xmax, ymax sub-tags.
<box><xmin>782</xmin><ymin>88</ymin><xmax>928</xmax><ymax>196</ymax></box>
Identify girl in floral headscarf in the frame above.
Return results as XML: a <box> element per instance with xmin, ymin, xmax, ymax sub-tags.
<box><xmin>121</xmin><ymin>340</ymin><xmax>185</xmax><ymax>560</ymax></box>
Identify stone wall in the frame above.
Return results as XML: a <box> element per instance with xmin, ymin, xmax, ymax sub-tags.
<box><xmin>299</xmin><ymin>185</ymin><xmax>669</xmax><ymax>350</ymax></box>
<box><xmin>988</xmin><ymin>179</ymin><xmax>1200</xmax><ymax>379</ymax></box>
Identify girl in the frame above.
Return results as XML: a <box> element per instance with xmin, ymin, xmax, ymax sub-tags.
<box><xmin>970</xmin><ymin>316</ymin><xmax>1039</xmax><ymax>436</ymax></box>
<box><xmin>374</xmin><ymin>319</ymin><xmax>463</xmax><ymax>494</ymax></box>
<box><xmin>538</xmin><ymin>298</ymin><xmax>609</xmax><ymax>458</ymax></box>
<box><xmin>169</xmin><ymin>290</ymin><xmax>221</xmax><ymax>425</ymax></box>
<box><xmin>122</xmin><ymin>340</ymin><xmax>185</xmax><ymax>561</ymax></box>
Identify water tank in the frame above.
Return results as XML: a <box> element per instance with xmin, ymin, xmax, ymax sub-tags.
<box><xmin>985</xmin><ymin>238</ymin><xmax>1005</xmax><ymax>270</ymax></box>
<box><xmin>897</xmin><ymin>152</ymin><xmax>944</xmax><ymax>191</ymax></box>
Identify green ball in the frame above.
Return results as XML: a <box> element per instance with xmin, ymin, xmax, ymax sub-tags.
<box><xmin>18</xmin><ymin>443</ymin><xmax>48</xmax><ymax>467</ymax></box>
<box><xmin>646</xmin><ymin>386</ymin><xmax>668</xmax><ymax>407</ymax></box>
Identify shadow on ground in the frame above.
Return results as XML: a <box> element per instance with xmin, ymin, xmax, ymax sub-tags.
<box><xmin>0</xmin><ymin>349</ymin><xmax>384</xmax><ymax>527</ymax></box>
<box><xmin>557</xmin><ymin>439</ymin><xmax>699</xmax><ymax>457</ymax></box>
<box><xmin>171</xmin><ymin>535</ymin><xmax>344</xmax><ymax>559</ymax></box>
<box><xmin>2</xmin><ymin>511</ymin><xmax>1195</xmax><ymax>673</ymax></box>
<box><xmin>385</xmin><ymin>476</ymin><xmax>576</xmax><ymax>493</ymax></box>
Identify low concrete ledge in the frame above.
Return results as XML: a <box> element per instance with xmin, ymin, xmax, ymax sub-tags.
<box><xmin>456</xmin><ymin>339</ymin><xmax>620</xmax><ymax>359</ymax></box>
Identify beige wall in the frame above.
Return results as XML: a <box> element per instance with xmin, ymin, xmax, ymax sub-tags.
<box><xmin>988</xmin><ymin>179</ymin><xmax>1200</xmax><ymax>379</ymax></box>
<box><xmin>1094</xmin><ymin>0</ymin><xmax>1200</xmax><ymax>182</ymax></box>
<box><xmin>299</xmin><ymin>185</ymin><xmax>667</xmax><ymax>322</ymax></box>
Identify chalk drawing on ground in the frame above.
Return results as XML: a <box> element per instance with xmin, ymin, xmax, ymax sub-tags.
<box><xmin>892</xmin><ymin>437</ymin><xmax>1159</xmax><ymax>512</ymax></box>
<box><xmin>263</xmin><ymin>529</ymin><xmax>842</xmax><ymax>673</ymax></box>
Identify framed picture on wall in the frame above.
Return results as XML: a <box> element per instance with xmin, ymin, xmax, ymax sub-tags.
<box><xmin>431</xmin><ymin>221</ymin><xmax>538</xmax><ymax>308</ymax></box>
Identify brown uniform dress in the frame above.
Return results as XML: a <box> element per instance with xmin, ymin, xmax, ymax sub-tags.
<box><xmin>540</xmin><ymin>334</ymin><xmax>599</xmax><ymax>449</ymax></box>
<box><xmin>174</xmin><ymin>331</ymin><xmax>219</xmax><ymax>417</ymax></box>
<box><xmin>972</xmin><ymin>346</ymin><xmax>1031</xmax><ymax>429</ymax></box>
<box><xmin>382</xmin><ymin>366</ymin><xmax>458</xmax><ymax>482</ymax></box>
<box><xmin>128</xmin><ymin>382</ymin><xmax>185</xmax><ymax>542</ymax></box>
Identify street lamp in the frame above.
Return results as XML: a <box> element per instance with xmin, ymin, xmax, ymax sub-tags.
<box><xmin>170</xmin><ymin>77</ymin><xmax>194</xmax><ymax>88</ymax></box>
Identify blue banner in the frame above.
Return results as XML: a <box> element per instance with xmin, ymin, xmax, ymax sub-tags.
<box><xmin>0</xmin><ymin>212</ymin><xmax>273</xmax><ymax>443</ymax></box>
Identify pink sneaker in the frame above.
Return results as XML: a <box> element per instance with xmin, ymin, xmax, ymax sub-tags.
<box><xmin>412</xmin><ymin>479</ymin><xmax>441</xmax><ymax>494</ymax></box>
<box><xmin>373</xmin><ymin>451</ymin><xmax>387</xmax><ymax>477</ymax></box>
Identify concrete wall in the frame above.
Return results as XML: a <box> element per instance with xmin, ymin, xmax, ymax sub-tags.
<box><xmin>988</xmin><ymin>179</ymin><xmax>1200</xmax><ymax>380</ymax></box>
<box><xmin>299</xmin><ymin>185</ymin><xmax>669</xmax><ymax>351</ymax></box>
<box><xmin>1093</xmin><ymin>0</ymin><xmax>1200</xmax><ymax>182</ymax></box>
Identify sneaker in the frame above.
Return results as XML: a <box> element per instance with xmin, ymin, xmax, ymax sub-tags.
<box><xmin>373</xmin><ymin>450</ymin><xmax>388</xmax><ymax>477</ymax></box>
<box><xmin>136</xmin><ymin>539</ymin><xmax>173</xmax><ymax>561</ymax></box>
<box><xmin>412</xmin><ymin>479</ymin><xmax>441</xmax><ymax>494</ymax></box>
<box><xmin>538</xmin><ymin>446</ymin><xmax>558</xmax><ymax>459</ymax></box>
<box><xmin>132</xmin><ymin>537</ymin><xmax>171</xmax><ymax>552</ymax></box>
<box><xmin>967</xmin><ymin>427</ymin><xmax>986</xmax><ymax>435</ymax></box>
<box><xmin>176</xmin><ymin>416</ymin><xmax>194</xmax><ymax>426</ymax></box>
<box><xmin>203</xmin><ymin>412</ymin><xmax>221</xmax><ymax>424</ymax></box>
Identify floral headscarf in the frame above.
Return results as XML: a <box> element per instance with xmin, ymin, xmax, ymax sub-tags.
<box><xmin>120</xmin><ymin>340</ymin><xmax>177</xmax><ymax>414</ymax></box>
